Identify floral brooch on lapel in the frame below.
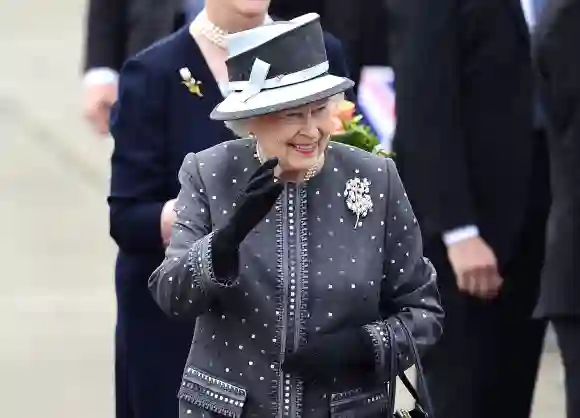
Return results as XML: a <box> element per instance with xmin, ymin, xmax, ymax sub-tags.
<box><xmin>344</xmin><ymin>177</ymin><xmax>373</xmax><ymax>229</ymax></box>
<box><xmin>179</xmin><ymin>67</ymin><xmax>203</xmax><ymax>97</ymax></box>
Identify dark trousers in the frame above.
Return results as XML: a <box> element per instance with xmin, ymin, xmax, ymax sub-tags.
<box><xmin>553</xmin><ymin>318</ymin><xmax>580</xmax><ymax>418</ymax></box>
<box><xmin>422</xmin><ymin>135</ymin><xmax>550</xmax><ymax>418</ymax></box>
<box><xmin>113</xmin><ymin>260</ymin><xmax>195</xmax><ymax>418</ymax></box>
<box><xmin>114</xmin><ymin>313</ymin><xmax>194</xmax><ymax>418</ymax></box>
<box><xmin>421</xmin><ymin>239</ymin><xmax>547</xmax><ymax>418</ymax></box>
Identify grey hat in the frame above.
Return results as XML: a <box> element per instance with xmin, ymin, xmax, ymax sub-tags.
<box><xmin>210</xmin><ymin>13</ymin><xmax>354</xmax><ymax>121</ymax></box>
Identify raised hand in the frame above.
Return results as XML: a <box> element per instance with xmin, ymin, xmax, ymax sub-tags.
<box><xmin>211</xmin><ymin>158</ymin><xmax>283</xmax><ymax>278</ymax></box>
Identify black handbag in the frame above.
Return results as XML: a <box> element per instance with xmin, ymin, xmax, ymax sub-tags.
<box><xmin>385</xmin><ymin>317</ymin><xmax>435</xmax><ymax>418</ymax></box>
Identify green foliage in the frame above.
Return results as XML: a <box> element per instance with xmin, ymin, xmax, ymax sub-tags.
<box><xmin>331</xmin><ymin>114</ymin><xmax>393</xmax><ymax>157</ymax></box>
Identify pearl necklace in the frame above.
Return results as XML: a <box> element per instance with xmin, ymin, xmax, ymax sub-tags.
<box><xmin>255</xmin><ymin>142</ymin><xmax>321</xmax><ymax>183</ymax></box>
<box><xmin>190</xmin><ymin>11</ymin><xmax>228</xmax><ymax>49</ymax></box>
<box><xmin>190</xmin><ymin>12</ymin><xmax>274</xmax><ymax>50</ymax></box>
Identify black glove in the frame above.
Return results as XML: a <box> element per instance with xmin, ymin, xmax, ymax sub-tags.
<box><xmin>282</xmin><ymin>327</ymin><xmax>375</xmax><ymax>382</ymax></box>
<box><xmin>212</xmin><ymin>158</ymin><xmax>283</xmax><ymax>278</ymax></box>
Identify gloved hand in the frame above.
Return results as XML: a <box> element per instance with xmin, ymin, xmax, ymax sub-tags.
<box><xmin>212</xmin><ymin>158</ymin><xmax>283</xmax><ymax>278</ymax></box>
<box><xmin>282</xmin><ymin>327</ymin><xmax>375</xmax><ymax>382</ymax></box>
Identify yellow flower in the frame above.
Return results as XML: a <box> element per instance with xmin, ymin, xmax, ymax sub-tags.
<box><xmin>332</xmin><ymin>116</ymin><xmax>346</xmax><ymax>134</ymax></box>
<box><xmin>331</xmin><ymin>100</ymin><xmax>392</xmax><ymax>156</ymax></box>
<box><xmin>179</xmin><ymin>67</ymin><xmax>203</xmax><ymax>97</ymax></box>
<box><xmin>336</xmin><ymin>100</ymin><xmax>356</xmax><ymax>122</ymax></box>
<box><xmin>331</xmin><ymin>100</ymin><xmax>357</xmax><ymax>134</ymax></box>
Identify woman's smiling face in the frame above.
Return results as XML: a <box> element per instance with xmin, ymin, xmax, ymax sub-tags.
<box><xmin>247</xmin><ymin>99</ymin><xmax>335</xmax><ymax>179</ymax></box>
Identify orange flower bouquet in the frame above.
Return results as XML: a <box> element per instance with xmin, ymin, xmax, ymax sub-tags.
<box><xmin>331</xmin><ymin>100</ymin><xmax>392</xmax><ymax>157</ymax></box>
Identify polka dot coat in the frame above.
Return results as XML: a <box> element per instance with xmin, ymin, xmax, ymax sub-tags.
<box><xmin>149</xmin><ymin>138</ymin><xmax>443</xmax><ymax>418</ymax></box>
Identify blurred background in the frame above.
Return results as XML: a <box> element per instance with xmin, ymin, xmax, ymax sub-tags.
<box><xmin>0</xmin><ymin>0</ymin><xmax>567</xmax><ymax>417</ymax></box>
<box><xmin>0</xmin><ymin>1</ymin><xmax>115</xmax><ymax>416</ymax></box>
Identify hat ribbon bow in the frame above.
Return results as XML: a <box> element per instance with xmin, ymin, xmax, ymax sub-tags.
<box><xmin>234</xmin><ymin>59</ymin><xmax>329</xmax><ymax>103</ymax></box>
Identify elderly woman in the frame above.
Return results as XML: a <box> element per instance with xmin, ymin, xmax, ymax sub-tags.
<box><xmin>149</xmin><ymin>13</ymin><xmax>443</xmax><ymax>418</ymax></box>
<box><xmin>108</xmin><ymin>0</ymin><xmax>349</xmax><ymax>416</ymax></box>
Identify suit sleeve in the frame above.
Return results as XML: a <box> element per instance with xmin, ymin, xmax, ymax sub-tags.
<box><xmin>534</xmin><ymin>0</ymin><xmax>580</xmax><ymax>190</ymax></box>
<box><xmin>363</xmin><ymin>159</ymin><xmax>444</xmax><ymax>376</ymax></box>
<box><xmin>108</xmin><ymin>58</ymin><xmax>168</xmax><ymax>252</ymax></box>
<box><xmin>83</xmin><ymin>0</ymin><xmax>128</xmax><ymax>71</ymax></box>
<box><xmin>149</xmin><ymin>153</ymin><xmax>240</xmax><ymax>319</ymax></box>
<box><xmin>534</xmin><ymin>0</ymin><xmax>580</xmax><ymax>132</ymax></box>
<box><xmin>390</xmin><ymin>0</ymin><xmax>476</xmax><ymax>235</ymax></box>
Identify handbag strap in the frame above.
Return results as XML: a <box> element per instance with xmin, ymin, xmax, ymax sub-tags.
<box><xmin>385</xmin><ymin>317</ymin><xmax>435</xmax><ymax>417</ymax></box>
<box><xmin>396</xmin><ymin>317</ymin><xmax>435</xmax><ymax>416</ymax></box>
<box><xmin>385</xmin><ymin>322</ymin><xmax>399</xmax><ymax>413</ymax></box>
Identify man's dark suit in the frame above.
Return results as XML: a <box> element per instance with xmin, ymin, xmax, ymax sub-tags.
<box><xmin>269</xmin><ymin>0</ymin><xmax>390</xmax><ymax>90</ymax></box>
<box><xmin>83</xmin><ymin>0</ymin><xmax>182</xmax><ymax>71</ymax></box>
<box><xmin>534</xmin><ymin>0</ymin><xmax>580</xmax><ymax>416</ymax></box>
<box><xmin>389</xmin><ymin>0</ymin><xmax>550</xmax><ymax>417</ymax></box>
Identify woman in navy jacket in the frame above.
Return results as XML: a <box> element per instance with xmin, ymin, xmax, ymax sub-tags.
<box><xmin>107</xmin><ymin>1</ymin><xmax>350</xmax><ymax>417</ymax></box>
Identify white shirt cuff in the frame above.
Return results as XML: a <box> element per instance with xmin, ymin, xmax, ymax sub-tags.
<box><xmin>442</xmin><ymin>225</ymin><xmax>480</xmax><ymax>246</ymax></box>
<box><xmin>84</xmin><ymin>67</ymin><xmax>119</xmax><ymax>87</ymax></box>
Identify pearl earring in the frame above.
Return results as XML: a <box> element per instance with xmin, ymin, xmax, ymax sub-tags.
<box><xmin>248</xmin><ymin>132</ymin><xmax>256</xmax><ymax>139</ymax></box>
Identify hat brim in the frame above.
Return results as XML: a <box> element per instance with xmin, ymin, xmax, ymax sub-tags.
<box><xmin>210</xmin><ymin>75</ymin><xmax>354</xmax><ymax>121</ymax></box>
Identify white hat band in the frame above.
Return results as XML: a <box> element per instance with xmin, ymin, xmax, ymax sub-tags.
<box><xmin>230</xmin><ymin>60</ymin><xmax>329</xmax><ymax>102</ymax></box>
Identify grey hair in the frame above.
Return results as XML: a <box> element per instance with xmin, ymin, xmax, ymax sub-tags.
<box><xmin>224</xmin><ymin>119</ymin><xmax>252</xmax><ymax>138</ymax></box>
<box><xmin>222</xmin><ymin>92</ymin><xmax>346</xmax><ymax>138</ymax></box>
<box><xmin>329</xmin><ymin>92</ymin><xmax>346</xmax><ymax>104</ymax></box>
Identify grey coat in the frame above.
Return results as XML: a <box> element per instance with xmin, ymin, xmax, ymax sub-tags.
<box><xmin>149</xmin><ymin>139</ymin><xmax>443</xmax><ymax>418</ymax></box>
